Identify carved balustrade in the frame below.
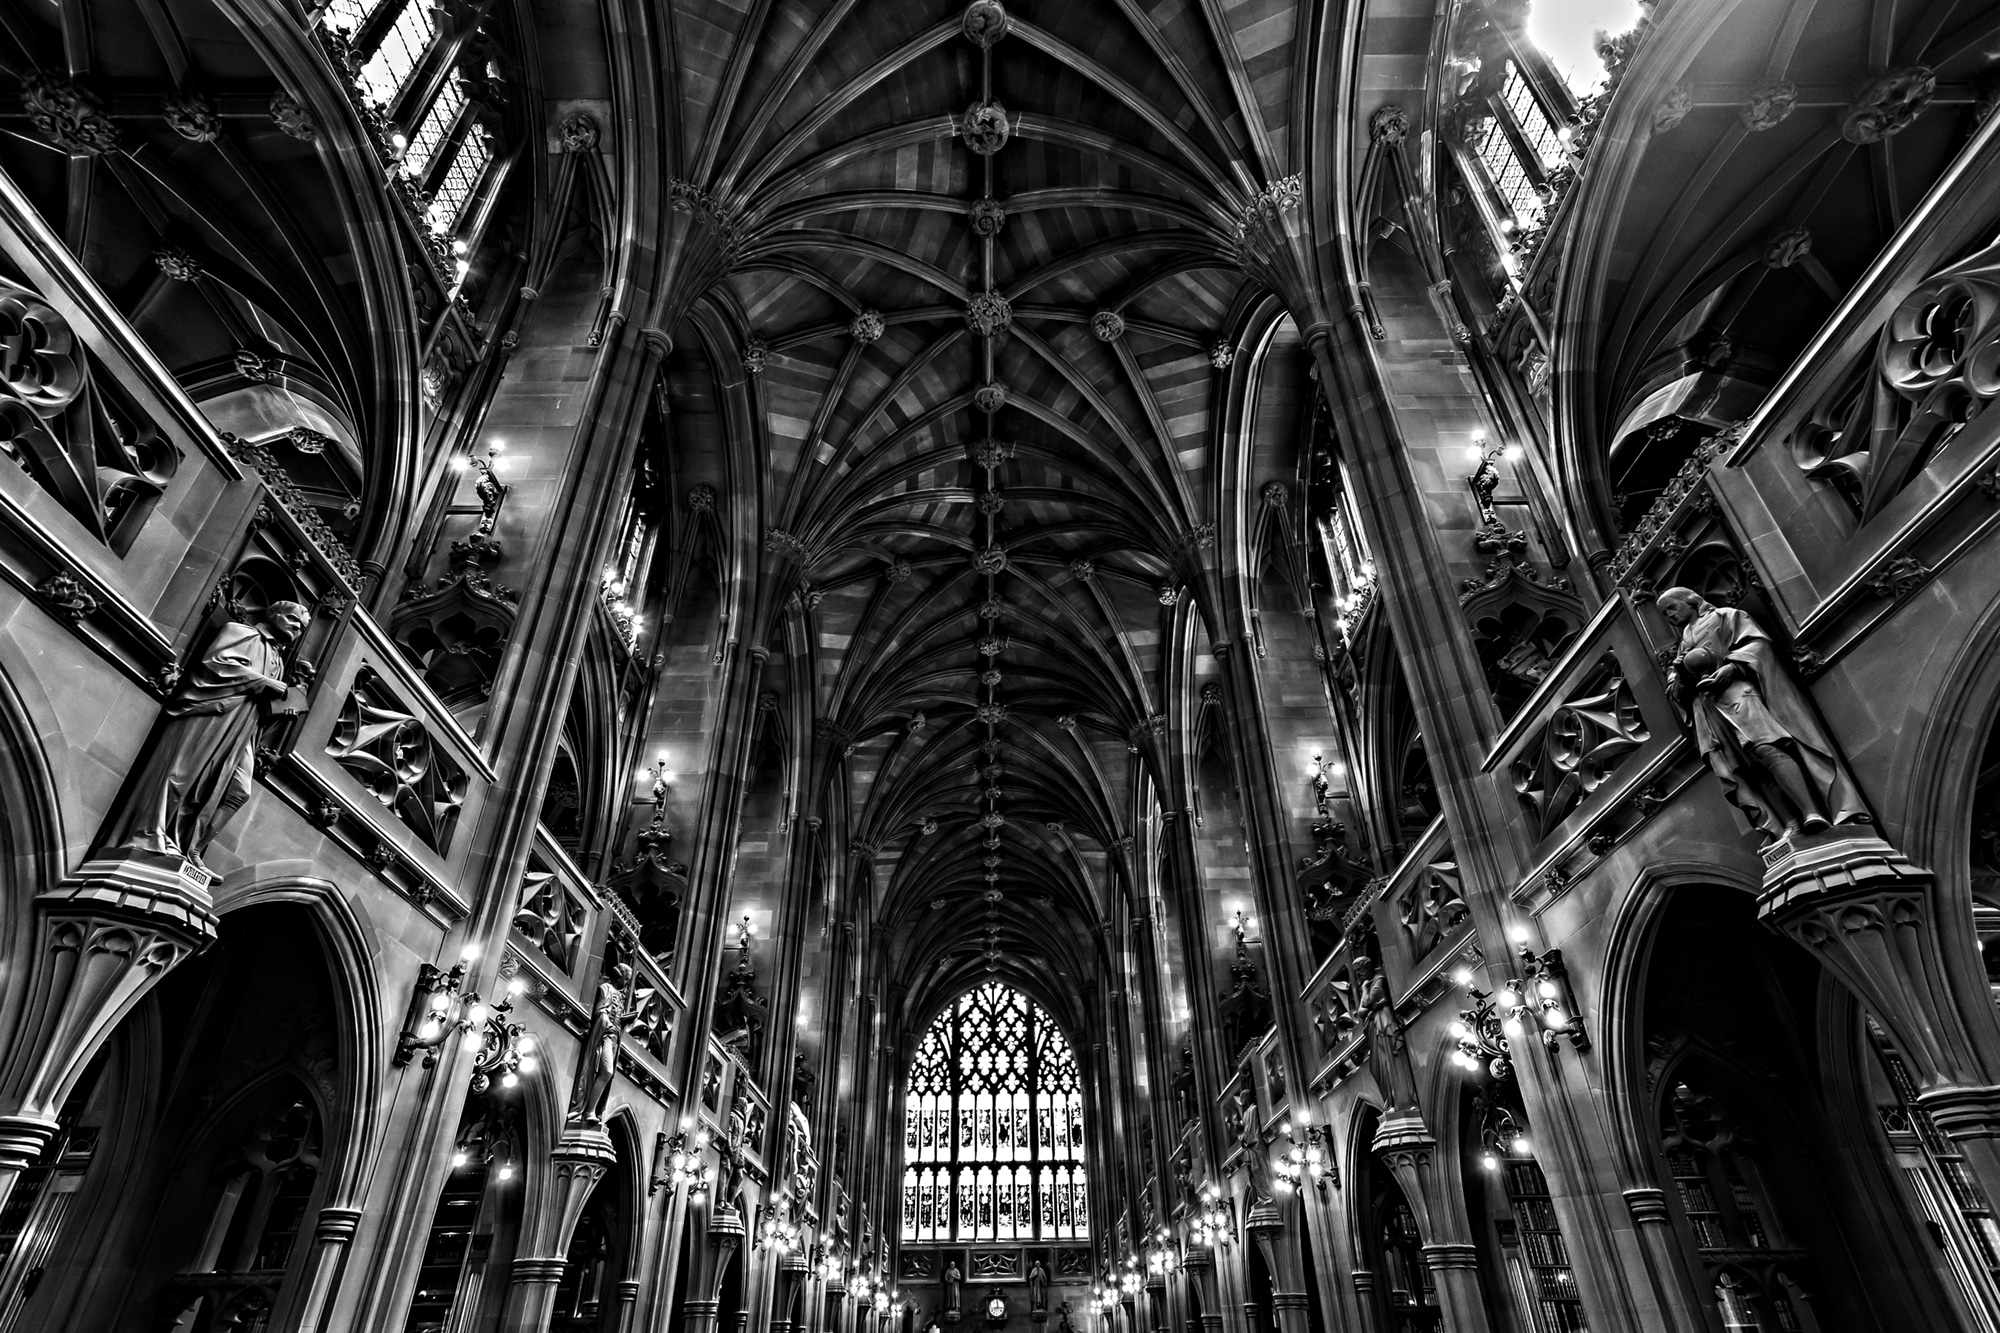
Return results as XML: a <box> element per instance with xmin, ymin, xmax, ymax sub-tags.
<box><xmin>1702</xmin><ymin>118</ymin><xmax>2000</xmax><ymax>667</ymax></box>
<box><xmin>699</xmin><ymin>1035</ymin><xmax>772</xmax><ymax>1174</ymax></box>
<box><xmin>279</xmin><ymin>611</ymin><xmax>495</xmax><ymax>913</ymax></box>
<box><xmin>1485</xmin><ymin>597</ymin><xmax>1680</xmax><ymax>876</ymax></box>
<box><xmin>601</xmin><ymin>893</ymin><xmax>685</xmax><ymax>1101</ymax></box>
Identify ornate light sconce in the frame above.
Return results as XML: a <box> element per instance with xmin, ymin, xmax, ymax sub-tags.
<box><xmin>455</xmin><ymin>439</ymin><xmax>510</xmax><ymax>539</ymax></box>
<box><xmin>395</xmin><ymin>947</ymin><xmax>479</xmax><ymax>1067</ymax></box>
<box><xmin>1272</xmin><ymin>1107</ymin><xmax>1334</xmax><ymax>1194</ymax></box>
<box><xmin>1188</xmin><ymin>1184</ymin><xmax>1233</xmax><ymax>1249</ymax></box>
<box><xmin>1309</xmin><ymin>753</ymin><xmax>1335</xmax><ymax>815</ymax></box>
<box><xmin>1447</xmin><ymin>933</ymin><xmax>1589</xmax><ymax>1074</ymax></box>
<box><xmin>464</xmin><ymin>979</ymin><xmax>533</xmax><ymax>1094</ymax></box>
<box><xmin>1144</xmin><ymin>1226</ymin><xmax>1179</xmax><ymax>1276</ymax></box>
<box><xmin>1475</xmin><ymin>1097</ymin><xmax>1533</xmax><ymax>1173</ymax></box>
<box><xmin>654</xmin><ymin>1117</ymin><xmax>715</xmax><ymax>1196</ymax></box>
<box><xmin>756</xmin><ymin>1188</ymin><xmax>803</xmax><ymax>1252</ymax></box>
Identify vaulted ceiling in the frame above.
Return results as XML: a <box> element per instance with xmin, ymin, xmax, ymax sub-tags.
<box><xmin>664</xmin><ymin>0</ymin><xmax>1319</xmax><ymax>1026</ymax></box>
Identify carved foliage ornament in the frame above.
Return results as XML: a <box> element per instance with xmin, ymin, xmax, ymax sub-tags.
<box><xmin>969</xmin><ymin>198</ymin><xmax>1008</xmax><ymax>236</ymax></box>
<box><xmin>1369</xmin><ymin>105</ymin><xmax>1409</xmax><ymax>145</ymax></box>
<box><xmin>966</xmin><ymin>292</ymin><xmax>1013</xmax><ymax>337</ymax></box>
<box><xmin>962</xmin><ymin>101</ymin><xmax>1012</xmax><ymax>155</ymax></box>
<box><xmin>1842</xmin><ymin>67</ymin><xmax>1935</xmax><ymax>144</ymax></box>
<box><xmin>559</xmin><ymin>111</ymin><xmax>600</xmax><ymax>152</ymax></box>
<box><xmin>270</xmin><ymin>91</ymin><xmax>318</xmax><ymax>142</ymax></box>
<box><xmin>850</xmin><ymin>309</ymin><xmax>886</xmax><ymax>344</ymax></box>
<box><xmin>22</xmin><ymin>71</ymin><xmax>120</xmax><ymax>154</ymax></box>
<box><xmin>162</xmin><ymin>92</ymin><xmax>222</xmax><ymax>143</ymax></box>
<box><xmin>972</xmin><ymin>383</ymin><xmax>1007</xmax><ymax>414</ymax></box>
<box><xmin>1739</xmin><ymin>81</ymin><xmax>1797</xmax><ymax>132</ymax></box>
<box><xmin>963</xmin><ymin>0</ymin><xmax>1009</xmax><ymax>46</ymax></box>
<box><xmin>1092</xmin><ymin>310</ymin><xmax>1126</xmax><ymax>342</ymax></box>
<box><xmin>1789</xmin><ymin>234</ymin><xmax>2000</xmax><ymax>523</ymax></box>
<box><xmin>326</xmin><ymin>668</ymin><xmax>468</xmax><ymax>853</ymax></box>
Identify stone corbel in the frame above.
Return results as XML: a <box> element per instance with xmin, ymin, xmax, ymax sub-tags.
<box><xmin>1373</xmin><ymin>1122</ymin><xmax>1494</xmax><ymax>1333</ymax></box>
<box><xmin>0</xmin><ymin>869</ymin><xmax>216</xmax><ymax>1210</ymax></box>
<box><xmin>1759</xmin><ymin>832</ymin><xmax>1990</xmax><ymax>1092</ymax></box>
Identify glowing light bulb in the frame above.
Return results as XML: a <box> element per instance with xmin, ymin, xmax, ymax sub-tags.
<box><xmin>507</xmin><ymin>977</ymin><xmax>527</xmax><ymax>996</ymax></box>
<box><xmin>1498</xmin><ymin>988</ymin><xmax>1520</xmax><ymax>1008</ymax></box>
<box><xmin>1482</xmin><ymin>1153</ymin><xmax>1499</xmax><ymax>1171</ymax></box>
<box><xmin>453</xmin><ymin>1150</ymin><xmax>469</xmax><ymax>1167</ymax></box>
<box><xmin>460</xmin><ymin>943</ymin><xmax>481</xmax><ymax>961</ymax></box>
<box><xmin>429</xmin><ymin>991</ymin><xmax>451</xmax><ymax>1012</ymax></box>
<box><xmin>501</xmin><ymin>1071</ymin><xmax>519</xmax><ymax>1089</ymax></box>
<box><xmin>518</xmin><ymin>1056</ymin><xmax>538</xmax><ymax>1074</ymax></box>
<box><xmin>517</xmin><ymin>1033</ymin><xmax>535</xmax><ymax>1052</ymax></box>
<box><xmin>466</xmin><ymin>1003</ymin><xmax>488</xmax><ymax>1026</ymax></box>
<box><xmin>461</xmin><ymin>1031</ymin><xmax>483</xmax><ymax>1052</ymax></box>
<box><xmin>1512</xmin><ymin>1135</ymin><xmax>1531</xmax><ymax>1154</ymax></box>
<box><xmin>1451</xmin><ymin>967</ymin><xmax>1473</xmax><ymax>987</ymax></box>
<box><xmin>498</xmin><ymin>1163</ymin><xmax>515</xmax><ymax>1181</ymax></box>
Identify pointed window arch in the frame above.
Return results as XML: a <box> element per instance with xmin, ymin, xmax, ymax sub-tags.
<box><xmin>901</xmin><ymin>983</ymin><xmax>1088</xmax><ymax>1242</ymax></box>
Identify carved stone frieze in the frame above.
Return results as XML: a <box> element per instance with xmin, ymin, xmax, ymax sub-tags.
<box><xmin>1510</xmin><ymin>655</ymin><xmax>1649</xmax><ymax>839</ymax></box>
<box><xmin>326</xmin><ymin>667</ymin><xmax>468</xmax><ymax>853</ymax></box>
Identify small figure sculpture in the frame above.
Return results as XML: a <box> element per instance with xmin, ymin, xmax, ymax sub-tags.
<box><xmin>1028</xmin><ymin>1259</ymin><xmax>1049</xmax><ymax>1311</ymax></box>
<box><xmin>97</xmin><ymin>602</ymin><xmax>310</xmax><ymax>869</ymax></box>
<box><xmin>568</xmin><ymin>965</ymin><xmax>629</xmax><ymax>1126</ymax></box>
<box><xmin>943</xmin><ymin>1260</ymin><xmax>963</xmax><ymax>1318</ymax></box>
<box><xmin>1357</xmin><ymin>955</ymin><xmax>1420</xmax><ymax>1116</ymax></box>
<box><xmin>1657</xmin><ymin>588</ymin><xmax>1867</xmax><ymax>841</ymax></box>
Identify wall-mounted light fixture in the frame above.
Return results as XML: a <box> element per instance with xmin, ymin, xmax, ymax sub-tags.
<box><xmin>464</xmin><ymin>976</ymin><xmax>531</xmax><ymax>1094</ymax></box>
<box><xmin>1448</xmin><ymin>931</ymin><xmax>1589</xmax><ymax>1075</ymax></box>
<box><xmin>395</xmin><ymin>946</ymin><xmax>479</xmax><ymax>1067</ymax></box>
<box><xmin>1188</xmin><ymin>1185</ymin><xmax>1232</xmax><ymax>1249</ymax></box>
<box><xmin>1273</xmin><ymin>1107</ymin><xmax>1334</xmax><ymax>1194</ymax></box>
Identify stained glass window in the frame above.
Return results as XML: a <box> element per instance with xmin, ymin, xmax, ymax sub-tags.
<box><xmin>900</xmin><ymin>982</ymin><xmax>1089</xmax><ymax>1241</ymax></box>
<box><xmin>403</xmin><ymin>73</ymin><xmax>466</xmax><ymax>182</ymax></box>
<box><xmin>357</xmin><ymin>0</ymin><xmax>438</xmax><ymax>107</ymax></box>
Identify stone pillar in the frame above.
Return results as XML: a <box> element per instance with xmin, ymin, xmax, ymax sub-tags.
<box><xmin>1348</xmin><ymin>1271</ymin><xmax>1380</xmax><ymax>1333</ymax></box>
<box><xmin>681</xmin><ymin>1203</ymin><xmax>748</xmax><ymax>1333</ymax></box>
<box><xmin>1760</xmin><ymin>831</ymin><xmax>2000</xmax><ymax>1204</ymax></box>
<box><xmin>498</xmin><ymin>1125</ymin><xmax>617</xmax><ymax>1332</ymax></box>
<box><xmin>1183</xmin><ymin>1245</ymin><xmax>1225</xmax><ymax>1333</ymax></box>
<box><xmin>772</xmin><ymin>1249</ymin><xmax>810</xmax><ymax>1333</ymax></box>
<box><xmin>0</xmin><ymin>868</ymin><xmax>217</xmax><ymax>1211</ymax></box>
<box><xmin>1246</xmin><ymin>1205</ymin><xmax>1309</xmax><ymax>1333</ymax></box>
<box><xmin>1373</xmin><ymin>1121</ymin><xmax>1490</xmax><ymax>1333</ymax></box>
<box><xmin>282</xmin><ymin>1205</ymin><xmax>364</xmax><ymax>1331</ymax></box>
<box><xmin>1621</xmin><ymin>1187</ymin><xmax>1713</xmax><ymax>1332</ymax></box>
<box><xmin>610</xmin><ymin>1278</ymin><xmax>641</xmax><ymax>1333</ymax></box>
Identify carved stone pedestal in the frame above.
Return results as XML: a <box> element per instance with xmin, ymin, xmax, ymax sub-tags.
<box><xmin>0</xmin><ymin>857</ymin><xmax>217</xmax><ymax>1211</ymax></box>
<box><xmin>1373</xmin><ymin>1117</ymin><xmax>1492</xmax><ymax>1333</ymax></box>
<box><xmin>498</xmin><ymin>1125</ymin><xmax>617</xmax><ymax>1332</ymax></box>
<box><xmin>1761</xmin><ymin>830</ymin><xmax>2000</xmax><ymax>1207</ymax></box>
<box><xmin>681</xmin><ymin>1202</ymin><xmax>747</xmax><ymax>1333</ymax></box>
<box><xmin>1182</xmin><ymin>1244</ymin><xmax>1224</xmax><ymax>1333</ymax></box>
<box><xmin>771</xmin><ymin>1247</ymin><xmax>810</xmax><ymax>1333</ymax></box>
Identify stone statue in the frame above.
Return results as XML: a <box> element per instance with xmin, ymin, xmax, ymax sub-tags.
<box><xmin>943</xmin><ymin>1260</ymin><xmax>962</xmax><ymax>1317</ymax></box>
<box><xmin>1234</xmin><ymin>1093</ymin><xmax>1273</xmax><ymax>1205</ymax></box>
<box><xmin>97</xmin><ymin>602</ymin><xmax>310</xmax><ymax>869</ymax></box>
<box><xmin>1657</xmin><ymin>588</ymin><xmax>1868</xmax><ymax>841</ymax></box>
<box><xmin>1357</xmin><ymin>955</ymin><xmax>1419</xmax><ymax>1116</ymax></box>
<box><xmin>568</xmin><ymin>965</ymin><xmax>629</xmax><ymax>1126</ymax></box>
<box><xmin>1028</xmin><ymin>1259</ymin><xmax>1049</xmax><ymax>1311</ymax></box>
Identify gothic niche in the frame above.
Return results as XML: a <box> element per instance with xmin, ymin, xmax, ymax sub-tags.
<box><xmin>1217</xmin><ymin>919</ymin><xmax>1272</xmax><ymax>1062</ymax></box>
<box><xmin>389</xmin><ymin>531</ymin><xmax>518</xmax><ymax>707</ymax></box>
<box><xmin>713</xmin><ymin>920</ymin><xmax>768</xmax><ymax>1062</ymax></box>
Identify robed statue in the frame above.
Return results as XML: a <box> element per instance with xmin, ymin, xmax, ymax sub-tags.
<box><xmin>97</xmin><ymin>602</ymin><xmax>310</xmax><ymax>869</ymax></box>
<box><xmin>1028</xmin><ymin>1259</ymin><xmax>1049</xmax><ymax>1311</ymax></box>
<box><xmin>569</xmin><ymin>964</ymin><xmax>630</xmax><ymax>1126</ymax></box>
<box><xmin>1234</xmin><ymin>1092</ymin><xmax>1274</xmax><ymax>1205</ymax></box>
<box><xmin>943</xmin><ymin>1260</ymin><xmax>962</xmax><ymax>1318</ymax></box>
<box><xmin>1356</xmin><ymin>955</ymin><xmax>1420</xmax><ymax>1116</ymax></box>
<box><xmin>1657</xmin><ymin>589</ymin><xmax>1867</xmax><ymax>841</ymax></box>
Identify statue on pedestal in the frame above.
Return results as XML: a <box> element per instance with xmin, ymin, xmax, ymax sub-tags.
<box><xmin>943</xmin><ymin>1260</ymin><xmax>963</xmax><ymax>1320</ymax></box>
<box><xmin>96</xmin><ymin>602</ymin><xmax>310</xmax><ymax>871</ymax></box>
<box><xmin>1657</xmin><ymin>588</ymin><xmax>1868</xmax><ymax>842</ymax></box>
<box><xmin>1028</xmin><ymin>1259</ymin><xmax>1049</xmax><ymax>1312</ymax></box>
<box><xmin>1234</xmin><ymin>1093</ymin><xmax>1273</xmax><ymax>1205</ymax></box>
<box><xmin>568</xmin><ymin>964</ymin><xmax>629</xmax><ymax>1126</ymax></box>
<box><xmin>1356</xmin><ymin>955</ymin><xmax>1419</xmax><ymax>1117</ymax></box>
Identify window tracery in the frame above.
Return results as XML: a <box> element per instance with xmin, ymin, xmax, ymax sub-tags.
<box><xmin>901</xmin><ymin>983</ymin><xmax>1087</xmax><ymax>1243</ymax></box>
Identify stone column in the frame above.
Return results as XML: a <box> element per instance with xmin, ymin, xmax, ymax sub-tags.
<box><xmin>0</xmin><ymin>869</ymin><xmax>216</xmax><ymax>1211</ymax></box>
<box><xmin>281</xmin><ymin>1205</ymin><xmax>364</xmax><ymax>1331</ymax></box>
<box><xmin>681</xmin><ymin>1203</ymin><xmax>748</xmax><ymax>1333</ymax></box>
<box><xmin>1246</xmin><ymin>1205</ymin><xmax>1310</xmax><ymax>1333</ymax></box>
<box><xmin>498</xmin><ymin>1125</ymin><xmax>617</xmax><ymax>1332</ymax></box>
<box><xmin>1182</xmin><ymin>1245</ymin><xmax>1225</xmax><ymax>1333</ymax></box>
<box><xmin>1760</xmin><ymin>831</ymin><xmax>2000</xmax><ymax>1205</ymax></box>
<box><xmin>610</xmin><ymin>1278</ymin><xmax>641</xmax><ymax>1333</ymax></box>
<box><xmin>1348</xmin><ymin>1271</ymin><xmax>1380</xmax><ymax>1333</ymax></box>
<box><xmin>1373</xmin><ymin>1122</ymin><xmax>1490</xmax><ymax>1333</ymax></box>
<box><xmin>1621</xmin><ymin>1187</ymin><xmax>1714</xmax><ymax>1332</ymax></box>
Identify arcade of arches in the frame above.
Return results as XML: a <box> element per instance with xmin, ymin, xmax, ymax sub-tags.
<box><xmin>3</xmin><ymin>0</ymin><xmax>2000</xmax><ymax>1330</ymax></box>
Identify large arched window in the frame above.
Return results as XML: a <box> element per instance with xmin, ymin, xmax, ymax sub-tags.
<box><xmin>901</xmin><ymin>984</ymin><xmax>1088</xmax><ymax>1243</ymax></box>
